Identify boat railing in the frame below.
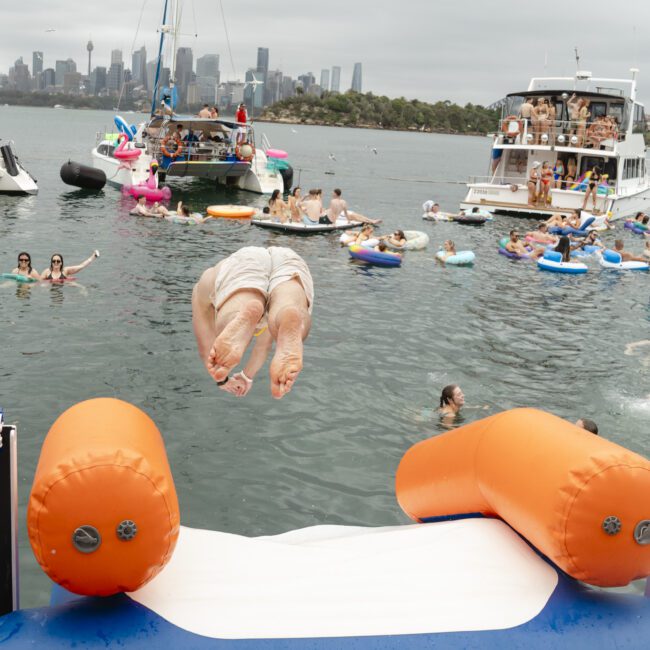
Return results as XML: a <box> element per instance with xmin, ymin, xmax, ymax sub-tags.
<box><xmin>497</xmin><ymin>118</ymin><xmax>623</xmax><ymax>150</ymax></box>
<box><xmin>146</xmin><ymin>136</ymin><xmax>241</xmax><ymax>164</ymax></box>
<box><xmin>468</xmin><ymin>174</ymin><xmax>615</xmax><ymax>192</ymax></box>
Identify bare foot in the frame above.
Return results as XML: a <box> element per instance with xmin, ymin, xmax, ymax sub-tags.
<box><xmin>208</xmin><ymin>301</ymin><xmax>264</xmax><ymax>382</ymax></box>
<box><xmin>270</xmin><ymin>307</ymin><xmax>305</xmax><ymax>399</ymax></box>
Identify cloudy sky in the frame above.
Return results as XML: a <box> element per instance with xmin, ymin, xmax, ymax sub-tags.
<box><xmin>3</xmin><ymin>0</ymin><xmax>650</xmax><ymax>106</ymax></box>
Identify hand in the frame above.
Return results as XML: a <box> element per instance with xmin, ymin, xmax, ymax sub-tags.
<box><xmin>224</xmin><ymin>375</ymin><xmax>250</xmax><ymax>397</ymax></box>
<box><xmin>231</xmin><ymin>371</ymin><xmax>253</xmax><ymax>397</ymax></box>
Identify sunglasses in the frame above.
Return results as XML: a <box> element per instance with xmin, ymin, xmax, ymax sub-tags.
<box><xmin>52</xmin><ymin>259</ymin><xmax>62</xmax><ymax>264</ymax></box>
<box><xmin>19</xmin><ymin>257</ymin><xmax>30</xmax><ymax>262</ymax></box>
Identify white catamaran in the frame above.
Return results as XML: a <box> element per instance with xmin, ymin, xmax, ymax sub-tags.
<box><xmin>91</xmin><ymin>0</ymin><xmax>288</xmax><ymax>195</ymax></box>
<box><xmin>461</xmin><ymin>70</ymin><xmax>649</xmax><ymax>220</ymax></box>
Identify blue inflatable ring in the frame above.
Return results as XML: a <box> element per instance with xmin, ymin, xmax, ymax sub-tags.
<box><xmin>349</xmin><ymin>245</ymin><xmax>402</xmax><ymax>267</ymax></box>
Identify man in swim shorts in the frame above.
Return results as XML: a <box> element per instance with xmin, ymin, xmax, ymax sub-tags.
<box><xmin>192</xmin><ymin>246</ymin><xmax>314</xmax><ymax>399</ymax></box>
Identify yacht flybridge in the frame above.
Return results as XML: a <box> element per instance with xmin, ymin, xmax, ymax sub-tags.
<box><xmin>461</xmin><ymin>70</ymin><xmax>649</xmax><ymax>220</ymax></box>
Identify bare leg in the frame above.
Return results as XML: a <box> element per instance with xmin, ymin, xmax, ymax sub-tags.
<box><xmin>208</xmin><ymin>289</ymin><xmax>266</xmax><ymax>382</ymax></box>
<box><xmin>267</xmin><ymin>278</ymin><xmax>311</xmax><ymax>399</ymax></box>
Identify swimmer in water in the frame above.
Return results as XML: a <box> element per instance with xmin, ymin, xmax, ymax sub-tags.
<box><xmin>192</xmin><ymin>246</ymin><xmax>314</xmax><ymax>399</ymax></box>
<box><xmin>11</xmin><ymin>252</ymin><xmax>41</xmax><ymax>280</ymax></box>
<box><xmin>41</xmin><ymin>250</ymin><xmax>99</xmax><ymax>281</ymax></box>
<box><xmin>575</xmin><ymin>418</ymin><xmax>599</xmax><ymax>435</ymax></box>
<box><xmin>437</xmin><ymin>239</ymin><xmax>457</xmax><ymax>262</ymax></box>
<box><xmin>438</xmin><ymin>384</ymin><xmax>464</xmax><ymax>421</ymax></box>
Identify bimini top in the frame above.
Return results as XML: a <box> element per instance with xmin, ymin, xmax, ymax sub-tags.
<box><xmin>506</xmin><ymin>89</ymin><xmax>627</xmax><ymax>102</ymax></box>
<box><xmin>524</xmin><ymin>73</ymin><xmax>639</xmax><ymax>100</ymax></box>
<box><xmin>147</xmin><ymin>115</ymin><xmax>244</xmax><ymax>132</ymax></box>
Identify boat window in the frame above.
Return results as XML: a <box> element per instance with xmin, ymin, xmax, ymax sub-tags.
<box><xmin>608</xmin><ymin>103</ymin><xmax>623</xmax><ymax>123</ymax></box>
<box><xmin>621</xmin><ymin>158</ymin><xmax>640</xmax><ymax>180</ymax></box>
<box><xmin>580</xmin><ymin>155</ymin><xmax>617</xmax><ymax>181</ymax></box>
<box><xmin>97</xmin><ymin>144</ymin><xmax>115</xmax><ymax>157</ymax></box>
<box><xmin>590</xmin><ymin>102</ymin><xmax>607</xmax><ymax>119</ymax></box>
<box><xmin>505</xmin><ymin>96</ymin><xmax>524</xmax><ymax>116</ymax></box>
<box><xmin>632</xmin><ymin>104</ymin><xmax>646</xmax><ymax>134</ymax></box>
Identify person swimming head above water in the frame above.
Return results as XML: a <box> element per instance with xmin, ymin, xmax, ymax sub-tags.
<box><xmin>12</xmin><ymin>251</ymin><xmax>40</xmax><ymax>280</ymax></box>
<box><xmin>439</xmin><ymin>384</ymin><xmax>464</xmax><ymax>416</ymax></box>
<box><xmin>575</xmin><ymin>418</ymin><xmax>599</xmax><ymax>435</ymax></box>
<box><xmin>554</xmin><ymin>235</ymin><xmax>572</xmax><ymax>262</ymax></box>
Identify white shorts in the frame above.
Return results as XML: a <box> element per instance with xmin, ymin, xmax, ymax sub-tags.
<box><xmin>210</xmin><ymin>247</ymin><xmax>314</xmax><ymax>315</ymax></box>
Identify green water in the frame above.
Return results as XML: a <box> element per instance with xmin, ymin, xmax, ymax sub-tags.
<box><xmin>0</xmin><ymin>106</ymin><xmax>647</xmax><ymax>606</ymax></box>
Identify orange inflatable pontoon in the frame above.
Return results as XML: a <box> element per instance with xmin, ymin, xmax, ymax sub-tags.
<box><xmin>27</xmin><ymin>398</ymin><xmax>180</xmax><ymax>596</ymax></box>
<box><xmin>396</xmin><ymin>408</ymin><xmax>650</xmax><ymax>587</ymax></box>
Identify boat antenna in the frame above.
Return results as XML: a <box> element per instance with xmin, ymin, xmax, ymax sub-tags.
<box><xmin>151</xmin><ymin>0</ymin><xmax>170</xmax><ymax>116</ymax></box>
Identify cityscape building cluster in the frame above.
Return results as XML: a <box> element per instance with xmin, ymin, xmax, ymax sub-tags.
<box><xmin>1</xmin><ymin>44</ymin><xmax>363</xmax><ymax>114</ymax></box>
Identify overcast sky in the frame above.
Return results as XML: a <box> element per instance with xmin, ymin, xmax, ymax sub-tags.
<box><xmin>3</xmin><ymin>0</ymin><xmax>650</xmax><ymax>106</ymax></box>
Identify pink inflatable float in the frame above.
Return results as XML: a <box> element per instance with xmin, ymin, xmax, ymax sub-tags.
<box><xmin>113</xmin><ymin>133</ymin><xmax>142</xmax><ymax>161</ymax></box>
<box><xmin>266</xmin><ymin>148</ymin><xmax>288</xmax><ymax>159</ymax></box>
<box><xmin>122</xmin><ymin>162</ymin><xmax>172</xmax><ymax>202</ymax></box>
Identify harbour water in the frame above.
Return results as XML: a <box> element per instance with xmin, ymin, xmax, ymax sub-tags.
<box><xmin>0</xmin><ymin>106</ymin><xmax>648</xmax><ymax>606</ymax></box>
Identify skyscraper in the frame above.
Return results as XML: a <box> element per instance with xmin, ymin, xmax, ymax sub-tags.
<box><xmin>320</xmin><ymin>69</ymin><xmax>330</xmax><ymax>92</ymax></box>
<box><xmin>331</xmin><ymin>66</ymin><xmax>341</xmax><ymax>93</ymax></box>
<box><xmin>111</xmin><ymin>49</ymin><xmax>123</xmax><ymax>65</ymax></box>
<box><xmin>55</xmin><ymin>59</ymin><xmax>76</xmax><ymax>86</ymax></box>
<box><xmin>132</xmin><ymin>46</ymin><xmax>147</xmax><ymax>87</ymax></box>
<box><xmin>256</xmin><ymin>47</ymin><xmax>269</xmax><ymax>75</ymax></box>
<box><xmin>175</xmin><ymin>47</ymin><xmax>193</xmax><ymax>104</ymax></box>
<box><xmin>351</xmin><ymin>62</ymin><xmax>362</xmax><ymax>92</ymax></box>
<box><xmin>196</xmin><ymin>54</ymin><xmax>219</xmax><ymax>79</ymax></box>
<box><xmin>32</xmin><ymin>51</ymin><xmax>43</xmax><ymax>76</ymax></box>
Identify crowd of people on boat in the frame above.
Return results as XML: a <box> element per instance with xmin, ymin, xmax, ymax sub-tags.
<box><xmin>516</xmin><ymin>94</ymin><xmax>619</xmax><ymax>148</ymax></box>
<box><xmin>266</xmin><ymin>187</ymin><xmax>381</xmax><ymax>226</ymax></box>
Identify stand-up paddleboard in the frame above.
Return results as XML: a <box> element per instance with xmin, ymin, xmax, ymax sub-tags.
<box><xmin>251</xmin><ymin>219</ymin><xmax>362</xmax><ymax>234</ymax></box>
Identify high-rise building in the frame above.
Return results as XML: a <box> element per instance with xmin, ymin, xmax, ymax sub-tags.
<box><xmin>351</xmin><ymin>62</ymin><xmax>362</xmax><ymax>93</ymax></box>
<box><xmin>281</xmin><ymin>75</ymin><xmax>294</xmax><ymax>100</ymax></box>
<box><xmin>55</xmin><ymin>58</ymin><xmax>76</xmax><ymax>86</ymax></box>
<box><xmin>131</xmin><ymin>46</ymin><xmax>147</xmax><ymax>87</ymax></box>
<box><xmin>175</xmin><ymin>47</ymin><xmax>193</xmax><ymax>104</ymax></box>
<box><xmin>9</xmin><ymin>57</ymin><xmax>31</xmax><ymax>92</ymax></box>
<box><xmin>244</xmin><ymin>68</ymin><xmax>265</xmax><ymax>115</ymax></box>
<box><xmin>86</xmin><ymin>41</ymin><xmax>94</xmax><ymax>77</ymax></box>
<box><xmin>320</xmin><ymin>69</ymin><xmax>330</xmax><ymax>92</ymax></box>
<box><xmin>196</xmin><ymin>76</ymin><xmax>218</xmax><ymax>105</ymax></box>
<box><xmin>256</xmin><ymin>48</ymin><xmax>269</xmax><ymax>75</ymax></box>
<box><xmin>42</xmin><ymin>68</ymin><xmax>56</xmax><ymax>89</ymax></box>
<box><xmin>90</xmin><ymin>66</ymin><xmax>106</xmax><ymax>94</ymax></box>
<box><xmin>111</xmin><ymin>49</ymin><xmax>123</xmax><ymax>65</ymax></box>
<box><xmin>265</xmin><ymin>70</ymin><xmax>283</xmax><ymax>105</ymax></box>
<box><xmin>107</xmin><ymin>61</ymin><xmax>124</xmax><ymax>93</ymax></box>
<box><xmin>331</xmin><ymin>66</ymin><xmax>341</xmax><ymax>93</ymax></box>
<box><xmin>197</xmin><ymin>54</ymin><xmax>219</xmax><ymax>79</ymax></box>
<box><xmin>298</xmin><ymin>72</ymin><xmax>315</xmax><ymax>93</ymax></box>
<box><xmin>32</xmin><ymin>51</ymin><xmax>43</xmax><ymax>76</ymax></box>
<box><xmin>63</xmin><ymin>72</ymin><xmax>82</xmax><ymax>94</ymax></box>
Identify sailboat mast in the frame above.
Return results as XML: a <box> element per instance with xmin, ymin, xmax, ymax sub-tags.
<box><xmin>150</xmin><ymin>0</ymin><xmax>170</xmax><ymax>116</ymax></box>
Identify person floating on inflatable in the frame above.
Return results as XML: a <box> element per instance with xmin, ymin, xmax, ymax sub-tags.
<box><xmin>192</xmin><ymin>246</ymin><xmax>314</xmax><ymax>399</ymax></box>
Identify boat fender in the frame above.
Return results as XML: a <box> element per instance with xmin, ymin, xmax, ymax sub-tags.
<box><xmin>27</xmin><ymin>398</ymin><xmax>180</xmax><ymax>596</ymax></box>
<box><xmin>60</xmin><ymin>161</ymin><xmax>107</xmax><ymax>190</ymax></box>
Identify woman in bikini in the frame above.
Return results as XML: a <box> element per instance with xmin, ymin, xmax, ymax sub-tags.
<box><xmin>565</xmin><ymin>157</ymin><xmax>577</xmax><ymax>186</ymax></box>
<box><xmin>269</xmin><ymin>189</ymin><xmax>289</xmax><ymax>223</ymax></box>
<box><xmin>582</xmin><ymin>165</ymin><xmax>602</xmax><ymax>213</ymax></box>
<box><xmin>527</xmin><ymin>161</ymin><xmax>540</xmax><ymax>206</ymax></box>
<box><xmin>553</xmin><ymin>158</ymin><xmax>565</xmax><ymax>189</ymax></box>
<box><xmin>539</xmin><ymin>161</ymin><xmax>553</xmax><ymax>205</ymax></box>
<box><xmin>576</xmin><ymin>100</ymin><xmax>590</xmax><ymax>147</ymax></box>
<box><xmin>11</xmin><ymin>252</ymin><xmax>41</xmax><ymax>280</ymax></box>
<box><xmin>287</xmin><ymin>187</ymin><xmax>302</xmax><ymax>223</ymax></box>
<box><xmin>537</xmin><ymin>99</ymin><xmax>551</xmax><ymax>143</ymax></box>
<box><xmin>41</xmin><ymin>251</ymin><xmax>100</xmax><ymax>281</ymax></box>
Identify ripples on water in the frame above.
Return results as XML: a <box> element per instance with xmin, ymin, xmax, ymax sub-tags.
<box><xmin>0</xmin><ymin>107</ymin><xmax>648</xmax><ymax>605</ymax></box>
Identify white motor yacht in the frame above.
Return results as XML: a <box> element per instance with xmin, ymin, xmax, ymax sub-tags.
<box><xmin>461</xmin><ymin>70</ymin><xmax>650</xmax><ymax>220</ymax></box>
<box><xmin>0</xmin><ymin>141</ymin><xmax>37</xmax><ymax>195</ymax></box>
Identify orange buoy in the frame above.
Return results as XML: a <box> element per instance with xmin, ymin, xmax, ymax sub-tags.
<box><xmin>27</xmin><ymin>398</ymin><xmax>180</xmax><ymax>596</ymax></box>
<box><xmin>396</xmin><ymin>408</ymin><xmax>650</xmax><ymax>587</ymax></box>
<box><xmin>206</xmin><ymin>204</ymin><xmax>257</xmax><ymax>219</ymax></box>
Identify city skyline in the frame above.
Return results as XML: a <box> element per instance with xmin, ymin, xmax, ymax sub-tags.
<box><xmin>2</xmin><ymin>0</ymin><xmax>649</xmax><ymax>106</ymax></box>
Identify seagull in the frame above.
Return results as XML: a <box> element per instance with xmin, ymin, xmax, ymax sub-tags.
<box><xmin>291</xmin><ymin>128</ymin><xmax>298</xmax><ymax>134</ymax></box>
<box><xmin>371</xmin><ymin>147</ymin><xmax>378</xmax><ymax>154</ymax></box>
<box><xmin>328</xmin><ymin>153</ymin><xmax>336</xmax><ymax>161</ymax></box>
<box><xmin>45</xmin><ymin>28</ymin><xmax>56</xmax><ymax>32</ymax></box>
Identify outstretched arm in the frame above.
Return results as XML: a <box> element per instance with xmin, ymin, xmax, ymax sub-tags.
<box><xmin>64</xmin><ymin>251</ymin><xmax>99</xmax><ymax>275</ymax></box>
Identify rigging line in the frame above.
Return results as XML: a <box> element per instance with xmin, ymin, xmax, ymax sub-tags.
<box><xmin>219</xmin><ymin>0</ymin><xmax>237</xmax><ymax>79</ymax></box>
<box><xmin>191</xmin><ymin>0</ymin><xmax>198</xmax><ymax>37</ymax></box>
<box><xmin>117</xmin><ymin>0</ymin><xmax>149</xmax><ymax>112</ymax></box>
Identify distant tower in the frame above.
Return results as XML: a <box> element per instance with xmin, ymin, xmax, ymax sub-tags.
<box><xmin>351</xmin><ymin>62</ymin><xmax>362</xmax><ymax>93</ymax></box>
<box><xmin>86</xmin><ymin>40</ymin><xmax>94</xmax><ymax>78</ymax></box>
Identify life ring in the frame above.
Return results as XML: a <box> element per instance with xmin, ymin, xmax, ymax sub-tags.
<box><xmin>235</xmin><ymin>143</ymin><xmax>255</xmax><ymax>162</ymax></box>
<box><xmin>502</xmin><ymin>115</ymin><xmax>523</xmax><ymax>136</ymax></box>
<box><xmin>161</xmin><ymin>136</ymin><xmax>183</xmax><ymax>159</ymax></box>
<box><xmin>436</xmin><ymin>250</ymin><xmax>475</xmax><ymax>266</ymax></box>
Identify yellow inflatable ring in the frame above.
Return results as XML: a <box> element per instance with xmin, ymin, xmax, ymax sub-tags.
<box><xmin>206</xmin><ymin>205</ymin><xmax>257</xmax><ymax>219</ymax></box>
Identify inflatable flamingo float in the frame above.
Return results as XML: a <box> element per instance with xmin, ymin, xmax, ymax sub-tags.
<box><xmin>113</xmin><ymin>133</ymin><xmax>142</xmax><ymax>161</ymax></box>
<box><xmin>122</xmin><ymin>162</ymin><xmax>172</xmax><ymax>202</ymax></box>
